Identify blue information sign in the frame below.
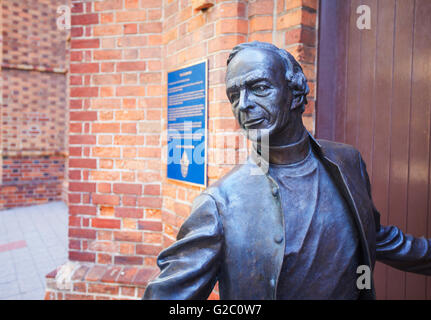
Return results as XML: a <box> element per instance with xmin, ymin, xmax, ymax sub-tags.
<box><xmin>167</xmin><ymin>60</ymin><xmax>207</xmax><ymax>187</ymax></box>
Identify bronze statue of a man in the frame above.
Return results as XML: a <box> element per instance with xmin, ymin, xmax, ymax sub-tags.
<box><xmin>144</xmin><ymin>41</ymin><xmax>431</xmax><ymax>300</ymax></box>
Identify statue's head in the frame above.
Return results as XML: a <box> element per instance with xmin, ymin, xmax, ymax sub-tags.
<box><xmin>226</xmin><ymin>41</ymin><xmax>309</xmax><ymax>144</ymax></box>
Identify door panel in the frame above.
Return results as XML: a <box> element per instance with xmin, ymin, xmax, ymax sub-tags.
<box><xmin>316</xmin><ymin>0</ymin><xmax>431</xmax><ymax>299</ymax></box>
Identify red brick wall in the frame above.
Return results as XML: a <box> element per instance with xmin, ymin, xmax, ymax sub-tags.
<box><xmin>46</xmin><ymin>0</ymin><xmax>318</xmax><ymax>300</ymax></box>
<box><xmin>0</xmin><ymin>0</ymin><xmax>69</xmax><ymax>209</ymax></box>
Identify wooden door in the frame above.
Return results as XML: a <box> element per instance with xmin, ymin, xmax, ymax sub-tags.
<box><xmin>316</xmin><ymin>0</ymin><xmax>431</xmax><ymax>299</ymax></box>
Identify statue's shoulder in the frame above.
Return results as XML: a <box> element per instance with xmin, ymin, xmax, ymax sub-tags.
<box><xmin>316</xmin><ymin>138</ymin><xmax>362</xmax><ymax>166</ymax></box>
<box><xmin>210</xmin><ymin>160</ymin><xmax>254</xmax><ymax>187</ymax></box>
<box><xmin>203</xmin><ymin>160</ymin><xmax>258</xmax><ymax>199</ymax></box>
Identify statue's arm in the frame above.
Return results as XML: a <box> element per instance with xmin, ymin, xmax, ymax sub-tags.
<box><xmin>359</xmin><ymin>155</ymin><xmax>431</xmax><ymax>275</ymax></box>
<box><xmin>143</xmin><ymin>193</ymin><xmax>224</xmax><ymax>299</ymax></box>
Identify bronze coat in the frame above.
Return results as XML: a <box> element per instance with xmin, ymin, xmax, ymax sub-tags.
<box><xmin>143</xmin><ymin>135</ymin><xmax>431</xmax><ymax>300</ymax></box>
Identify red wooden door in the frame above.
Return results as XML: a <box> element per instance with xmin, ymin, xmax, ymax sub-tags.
<box><xmin>316</xmin><ymin>0</ymin><xmax>431</xmax><ymax>299</ymax></box>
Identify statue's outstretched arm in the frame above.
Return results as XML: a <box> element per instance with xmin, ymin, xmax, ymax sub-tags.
<box><xmin>143</xmin><ymin>193</ymin><xmax>224</xmax><ymax>299</ymax></box>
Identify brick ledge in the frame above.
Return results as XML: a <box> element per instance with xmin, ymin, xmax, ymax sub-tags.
<box><xmin>45</xmin><ymin>261</ymin><xmax>159</xmax><ymax>300</ymax></box>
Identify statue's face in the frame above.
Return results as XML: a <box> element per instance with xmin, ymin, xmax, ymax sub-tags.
<box><xmin>226</xmin><ymin>48</ymin><xmax>291</xmax><ymax>143</ymax></box>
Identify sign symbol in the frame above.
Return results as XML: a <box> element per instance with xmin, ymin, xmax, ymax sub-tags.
<box><xmin>180</xmin><ymin>151</ymin><xmax>190</xmax><ymax>178</ymax></box>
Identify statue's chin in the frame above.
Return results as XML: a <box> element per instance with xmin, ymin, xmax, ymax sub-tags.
<box><xmin>242</xmin><ymin>130</ymin><xmax>271</xmax><ymax>146</ymax></box>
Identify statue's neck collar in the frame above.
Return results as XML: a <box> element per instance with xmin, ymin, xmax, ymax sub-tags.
<box><xmin>254</xmin><ymin>130</ymin><xmax>311</xmax><ymax>166</ymax></box>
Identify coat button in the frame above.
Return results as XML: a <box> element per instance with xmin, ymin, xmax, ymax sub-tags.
<box><xmin>272</xmin><ymin>187</ymin><xmax>278</xmax><ymax>197</ymax></box>
<box><xmin>274</xmin><ymin>235</ymin><xmax>283</xmax><ymax>244</ymax></box>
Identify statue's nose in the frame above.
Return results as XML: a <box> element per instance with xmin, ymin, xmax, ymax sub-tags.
<box><xmin>238</xmin><ymin>89</ymin><xmax>251</xmax><ymax>112</ymax></box>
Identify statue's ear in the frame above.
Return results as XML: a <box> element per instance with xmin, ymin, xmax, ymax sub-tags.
<box><xmin>290</xmin><ymin>95</ymin><xmax>302</xmax><ymax>110</ymax></box>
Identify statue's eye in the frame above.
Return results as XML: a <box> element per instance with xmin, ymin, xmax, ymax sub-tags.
<box><xmin>229</xmin><ymin>92</ymin><xmax>240</xmax><ymax>103</ymax></box>
<box><xmin>252</xmin><ymin>85</ymin><xmax>269</xmax><ymax>95</ymax></box>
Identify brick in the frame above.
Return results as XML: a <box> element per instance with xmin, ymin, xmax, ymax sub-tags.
<box><xmin>101</xmin><ymin>62</ymin><xmax>115</xmax><ymax>72</ymax></box>
<box><xmin>208</xmin><ymin>35</ymin><xmax>246</xmax><ymax>53</ymax></box>
<box><xmin>71</xmin><ymin>39</ymin><xmax>100</xmax><ymax>49</ymax></box>
<box><xmin>140</xmin><ymin>0</ymin><xmax>160</xmax><ymax>8</ymax></box>
<box><xmin>216</xmin><ymin>19</ymin><xmax>248</xmax><ymax>34</ymax></box>
<box><xmin>91</xmin><ymin>218</ymin><xmax>121</xmax><ymax>229</ymax></box>
<box><xmin>249</xmin><ymin>0</ymin><xmax>274</xmax><ymax>15</ymax></box>
<box><xmin>116</xmin><ymin>86</ymin><xmax>146</xmax><ymax>97</ymax></box>
<box><xmin>92</xmin><ymin>147</ymin><xmax>121</xmax><ymax>157</ymax></box>
<box><xmin>71</xmin><ymin>87</ymin><xmax>99</xmax><ymax>98</ymax></box>
<box><xmin>217</xmin><ymin>2</ymin><xmax>246</xmax><ymax>18</ymax></box>
<box><xmin>113</xmin><ymin>183</ymin><xmax>142</xmax><ymax>195</ymax></box>
<box><xmin>97</xmin><ymin>253</ymin><xmax>113</xmax><ymax>264</ymax></box>
<box><xmin>285</xmin><ymin>0</ymin><xmax>318</xmax><ymax>11</ymax></box>
<box><xmin>94</xmin><ymin>50</ymin><xmax>122</xmax><ymax>60</ymax></box>
<box><xmin>72</xmin><ymin>14</ymin><xmax>99</xmax><ymax>26</ymax></box>
<box><xmin>116</xmin><ymin>11</ymin><xmax>146</xmax><ymax>23</ymax></box>
<box><xmin>90</xmin><ymin>171</ymin><xmax>121</xmax><ymax>181</ymax></box>
<box><xmin>115</xmin><ymin>208</ymin><xmax>143</xmax><ymax>219</ymax></box>
<box><xmin>137</xmin><ymin>197</ymin><xmax>162</xmax><ymax>209</ymax></box>
<box><xmin>69</xmin><ymin>135</ymin><xmax>97</xmax><ymax>145</ymax></box>
<box><xmin>117</xmin><ymin>36</ymin><xmax>148</xmax><ymax>47</ymax></box>
<box><xmin>69</xmin><ymin>158</ymin><xmax>97</xmax><ymax>169</ymax></box>
<box><xmin>69</xmin><ymin>182</ymin><xmax>96</xmax><ymax>192</ymax></box>
<box><xmin>91</xmin><ymin>98</ymin><xmax>121</xmax><ymax>109</ymax></box>
<box><xmin>148</xmin><ymin>8</ymin><xmax>162</xmax><ymax>20</ymax></box>
<box><xmin>71</xmin><ymin>3</ymin><xmax>84</xmax><ymax>13</ymax></box>
<box><xmin>136</xmin><ymin>244</ymin><xmax>162</xmax><ymax>256</ymax></box>
<box><xmin>250</xmin><ymin>16</ymin><xmax>273</xmax><ymax>32</ymax></box>
<box><xmin>97</xmin><ymin>183</ymin><xmax>111</xmax><ymax>193</ymax></box>
<box><xmin>139</xmin><ymin>22</ymin><xmax>162</xmax><ymax>33</ymax></box>
<box><xmin>72</xmin><ymin>266</ymin><xmax>90</xmax><ymax>281</ymax></box>
<box><xmin>89</xmin><ymin>241</ymin><xmax>118</xmax><ymax>253</ymax></box>
<box><xmin>137</xmin><ymin>220</ymin><xmax>162</xmax><ymax>232</ymax></box>
<box><xmin>93</xmin><ymin>194</ymin><xmax>121</xmax><ymax>206</ymax></box>
<box><xmin>88</xmin><ymin>283</ymin><xmax>119</xmax><ymax>295</ymax></box>
<box><xmin>285</xmin><ymin>27</ymin><xmax>316</xmax><ymax>46</ymax></box>
<box><xmin>143</xmin><ymin>184</ymin><xmax>160</xmax><ymax>196</ymax></box>
<box><xmin>85</xmin><ymin>265</ymin><xmax>107</xmax><ymax>282</ymax></box>
<box><xmin>94</xmin><ymin>0</ymin><xmax>123</xmax><ymax>11</ymax></box>
<box><xmin>69</xmin><ymin>251</ymin><xmax>96</xmax><ymax>262</ymax></box>
<box><xmin>117</xmin><ymin>62</ymin><xmax>147</xmax><ymax>72</ymax></box>
<box><xmin>65</xmin><ymin>293</ymin><xmax>94</xmax><ymax>300</ymax></box>
<box><xmin>94</xmin><ymin>25</ymin><xmax>123</xmax><ymax>37</ymax></box>
<box><xmin>277</xmin><ymin>9</ymin><xmax>316</xmax><ymax>30</ymax></box>
<box><xmin>91</xmin><ymin>123</ymin><xmax>121</xmax><ymax>133</ymax></box>
<box><xmin>70</xmin><ymin>75</ymin><xmax>83</xmax><ymax>85</ymax></box>
<box><xmin>124</xmin><ymin>23</ymin><xmax>138</xmax><ymax>34</ymax></box>
<box><xmin>117</xmin><ymin>267</ymin><xmax>138</xmax><ymax>284</ymax></box>
<box><xmin>70</xmin><ymin>111</ymin><xmax>98</xmax><ymax>121</ymax></box>
<box><xmin>69</xmin><ymin>228</ymin><xmax>97</xmax><ymax>239</ymax></box>
<box><xmin>73</xmin><ymin>282</ymin><xmax>87</xmax><ymax>292</ymax></box>
<box><xmin>70</xmin><ymin>51</ymin><xmax>83</xmax><ymax>62</ymax></box>
<box><xmin>101</xmin><ymin>266</ymin><xmax>122</xmax><ymax>283</ymax></box>
<box><xmin>101</xmin><ymin>13</ymin><xmax>114</xmax><ymax>24</ymax></box>
<box><xmin>99</xmin><ymin>207</ymin><xmax>114</xmax><ymax>218</ymax></box>
<box><xmin>114</xmin><ymin>231</ymin><xmax>142</xmax><ymax>242</ymax></box>
<box><xmin>69</xmin><ymin>205</ymin><xmax>97</xmax><ymax>215</ymax></box>
<box><xmin>114</xmin><ymin>255</ymin><xmax>143</xmax><ymax>265</ymax></box>
<box><xmin>125</xmin><ymin>0</ymin><xmax>139</xmax><ymax>9</ymax></box>
<box><xmin>92</xmin><ymin>75</ymin><xmax>121</xmax><ymax>86</ymax></box>
<box><xmin>134</xmin><ymin>268</ymin><xmax>158</xmax><ymax>286</ymax></box>
<box><xmin>148</xmin><ymin>35</ymin><xmax>162</xmax><ymax>46</ymax></box>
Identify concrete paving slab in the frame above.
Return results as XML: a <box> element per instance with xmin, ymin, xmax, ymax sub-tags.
<box><xmin>0</xmin><ymin>202</ymin><xmax>68</xmax><ymax>300</ymax></box>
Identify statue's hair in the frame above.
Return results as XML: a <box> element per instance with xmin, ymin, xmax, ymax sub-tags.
<box><xmin>227</xmin><ymin>41</ymin><xmax>309</xmax><ymax>112</ymax></box>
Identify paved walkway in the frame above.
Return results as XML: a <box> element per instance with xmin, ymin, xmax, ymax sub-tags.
<box><xmin>0</xmin><ymin>202</ymin><xmax>68</xmax><ymax>300</ymax></box>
